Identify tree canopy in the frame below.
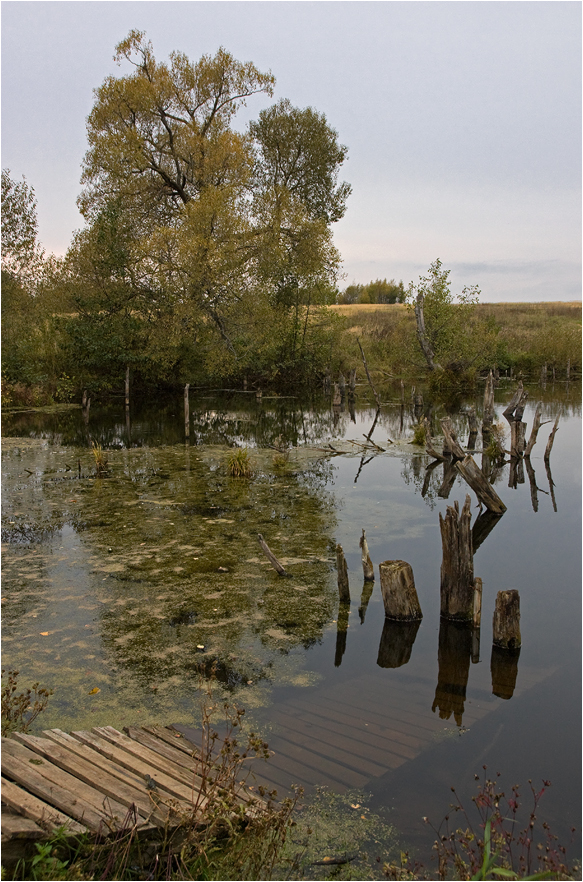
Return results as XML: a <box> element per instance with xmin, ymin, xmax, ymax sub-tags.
<box><xmin>74</xmin><ymin>31</ymin><xmax>351</xmax><ymax>383</ymax></box>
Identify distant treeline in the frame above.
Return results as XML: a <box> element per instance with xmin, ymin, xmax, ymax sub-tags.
<box><xmin>338</xmin><ymin>278</ymin><xmax>406</xmax><ymax>304</ymax></box>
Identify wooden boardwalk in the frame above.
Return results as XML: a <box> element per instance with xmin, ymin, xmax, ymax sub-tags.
<box><xmin>2</xmin><ymin>660</ymin><xmax>555</xmax><ymax>864</ymax></box>
<box><xmin>1</xmin><ymin>723</ymin><xmax>254</xmax><ymax>866</ymax></box>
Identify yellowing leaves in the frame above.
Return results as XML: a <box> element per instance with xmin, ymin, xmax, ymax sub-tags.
<box><xmin>88</xmin><ymin>687</ymin><xmax>101</xmax><ymax>695</ymax></box>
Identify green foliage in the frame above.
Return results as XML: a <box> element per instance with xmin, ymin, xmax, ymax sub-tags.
<box><xmin>411</xmin><ymin>422</ymin><xmax>427</xmax><ymax>446</ymax></box>
<box><xmin>1</xmin><ymin>169</ymin><xmax>44</xmax><ymax>285</ymax></box>
<box><xmin>1</xmin><ymin>669</ymin><xmax>53</xmax><ymax>738</ymax></box>
<box><xmin>485</xmin><ymin>423</ymin><xmax>507</xmax><ymax>462</ymax></box>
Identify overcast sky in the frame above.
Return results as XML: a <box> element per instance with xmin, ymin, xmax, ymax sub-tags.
<box><xmin>2</xmin><ymin>1</ymin><xmax>581</xmax><ymax>301</ymax></box>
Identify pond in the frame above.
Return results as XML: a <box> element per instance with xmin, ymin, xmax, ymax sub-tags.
<box><xmin>2</xmin><ymin>380</ymin><xmax>581</xmax><ymax>874</ymax></box>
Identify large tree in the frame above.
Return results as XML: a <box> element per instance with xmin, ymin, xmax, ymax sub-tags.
<box><xmin>78</xmin><ymin>32</ymin><xmax>350</xmax><ymax>374</ymax></box>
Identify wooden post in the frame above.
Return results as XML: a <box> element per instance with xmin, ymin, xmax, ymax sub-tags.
<box><xmin>338</xmin><ymin>372</ymin><xmax>346</xmax><ymax>401</ymax></box>
<box><xmin>566</xmin><ymin>359</ymin><xmax>570</xmax><ymax>381</ymax></box>
<box><xmin>544</xmin><ymin>415</ymin><xmax>559</xmax><ymax>462</ymax></box>
<box><xmin>359</xmin><ymin>529</ymin><xmax>374</xmax><ymax>582</ymax></box>
<box><xmin>332</xmin><ymin>383</ymin><xmax>342</xmax><ymax>407</ymax></box>
<box><xmin>257</xmin><ymin>534</ymin><xmax>289</xmax><ymax>577</ymax></box>
<box><xmin>336</xmin><ymin>544</ymin><xmax>350</xmax><ymax>603</ymax></box>
<box><xmin>540</xmin><ymin>363</ymin><xmax>547</xmax><ymax>384</ymax></box>
<box><xmin>492</xmin><ymin>589</ymin><xmax>521</xmax><ymax>650</ymax></box>
<box><xmin>439</xmin><ymin>496</ymin><xmax>479</xmax><ymax>621</ymax></box>
<box><xmin>378</xmin><ymin>560</ymin><xmax>422</xmax><ymax>620</ymax></box>
<box><xmin>184</xmin><ymin>383</ymin><xmax>190</xmax><ymax>440</ymax></box>
<box><xmin>400</xmin><ymin>379</ymin><xmax>405</xmax><ymax>404</ymax></box>
<box><xmin>510</xmin><ymin>419</ymin><xmax>527</xmax><ymax>457</ymax></box>
<box><xmin>256</xmin><ymin>389</ymin><xmax>262</xmax><ymax>402</ymax></box>
<box><xmin>125</xmin><ymin>365</ymin><xmax>130</xmax><ymax>410</ymax></box>
<box><xmin>377</xmin><ymin>618</ymin><xmax>421</xmax><ymax>668</ymax></box>
<box><xmin>455</xmin><ymin>455</ymin><xmax>507</xmax><ymax>514</ymax></box>
<box><xmin>349</xmin><ymin>368</ymin><xmax>356</xmax><ymax>393</ymax></box>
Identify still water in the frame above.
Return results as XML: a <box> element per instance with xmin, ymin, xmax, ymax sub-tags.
<box><xmin>2</xmin><ymin>382</ymin><xmax>581</xmax><ymax>871</ymax></box>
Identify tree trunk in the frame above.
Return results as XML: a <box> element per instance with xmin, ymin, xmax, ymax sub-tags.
<box><xmin>414</xmin><ymin>293</ymin><xmax>442</xmax><ymax>371</ymax></box>
<box><xmin>544</xmin><ymin>415</ymin><xmax>560</xmax><ymax>462</ymax></box>
<box><xmin>378</xmin><ymin>560</ymin><xmax>422</xmax><ymax>620</ymax></box>
<box><xmin>125</xmin><ymin>365</ymin><xmax>130</xmax><ymax>409</ymax></box>
<box><xmin>439</xmin><ymin>496</ymin><xmax>479</xmax><ymax>621</ymax></box>
<box><xmin>524</xmin><ymin>402</ymin><xmax>543</xmax><ymax>457</ymax></box>
<box><xmin>441</xmin><ymin>417</ymin><xmax>465</xmax><ymax>460</ymax></box>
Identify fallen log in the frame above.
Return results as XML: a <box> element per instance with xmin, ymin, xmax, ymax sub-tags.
<box><xmin>455</xmin><ymin>455</ymin><xmax>507</xmax><ymax>514</ymax></box>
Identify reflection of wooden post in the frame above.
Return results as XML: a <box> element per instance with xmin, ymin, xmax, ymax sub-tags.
<box><xmin>338</xmin><ymin>372</ymin><xmax>346</xmax><ymax>401</ymax></box>
<box><xmin>456</xmin><ymin>455</ymin><xmax>507</xmax><ymax>514</ymax></box>
<box><xmin>377</xmin><ymin>618</ymin><xmax>421</xmax><ymax>668</ymax></box>
<box><xmin>491</xmin><ymin>645</ymin><xmax>520</xmax><ymax>699</ymax></box>
<box><xmin>358</xmin><ymin>581</ymin><xmax>374</xmax><ymax>624</ymax></box>
<box><xmin>334</xmin><ymin>602</ymin><xmax>350</xmax><ymax>667</ymax></box>
<box><xmin>439</xmin><ymin>496</ymin><xmax>480</xmax><ymax>621</ymax></box>
<box><xmin>184</xmin><ymin>383</ymin><xmax>190</xmax><ymax>440</ymax></box>
<box><xmin>359</xmin><ymin>530</ymin><xmax>374</xmax><ymax>582</ymax></box>
<box><xmin>432</xmin><ymin>619</ymin><xmax>472</xmax><ymax>726</ymax></box>
<box><xmin>336</xmin><ymin>544</ymin><xmax>350</xmax><ymax>603</ymax></box>
<box><xmin>379</xmin><ymin>560</ymin><xmax>422</xmax><ymax>620</ymax></box>
<box><xmin>493</xmin><ymin>590</ymin><xmax>521</xmax><ymax>650</ymax></box>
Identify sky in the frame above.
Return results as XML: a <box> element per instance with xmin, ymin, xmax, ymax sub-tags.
<box><xmin>2</xmin><ymin>1</ymin><xmax>581</xmax><ymax>302</ymax></box>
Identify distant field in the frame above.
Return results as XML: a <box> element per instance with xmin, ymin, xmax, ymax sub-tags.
<box><xmin>329</xmin><ymin>301</ymin><xmax>581</xmax><ymax>317</ymax></box>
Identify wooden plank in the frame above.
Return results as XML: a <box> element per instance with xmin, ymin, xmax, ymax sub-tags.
<box><xmin>93</xmin><ymin>727</ymin><xmax>203</xmax><ymax>788</ymax></box>
<box><xmin>2</xmin><ymin>738</ymin><xmax>132</xmax><ymax>829</ymax></box>
<box><xmin>269</xmin><ymin>709</ymin><xmax>393</xmax><ymax>776</ymax></box>
<box><xmin>71</xmin><ymin>730</ymin><xmax>203</xmax><ymax>809</ymax></box>
<box><xmin>1</xmin><ymin>811</ymin><xmax>46</xmax><ymax>841</ymax></box>
<box><xmin>1</xmin><ymin>776</ymin><xmax>86</xmax><ymax>834</ymax></box>
<box><xmin>148</xmin><ymin>725</ymin><xmax>201</xmax><ymax>757</ymax></box>
<box><xmin>43</xmin><ymin>729</ymin><xmax>148</xmax><ymax>790</ymax></box>
<box><xmin>12</xmin><ymin>732</ymin><xmax>158</xmax><ymax>823</ymax></box>
<box><xmin>1</xmin><ymin>745</ymin><xmax>109</xmax><ymax>833</ymax></box>
<box><xmin>124</xmin><ymin>727</ymin><xmax>203</xmax><ymax>779</ymax></box>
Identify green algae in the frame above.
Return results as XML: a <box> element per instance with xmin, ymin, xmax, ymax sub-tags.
<box><xmin>1</xmin><ymin>437</ymin><xmax>338</xmax><ymax>732</ymax></box>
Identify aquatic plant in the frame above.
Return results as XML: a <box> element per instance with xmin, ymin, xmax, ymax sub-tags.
<box><xmin>485</xmin><ymin>422</ymin><xmax>507</xmax><ymax>462</ymax></box>
<box><xmin>91</xmin><ymin>440</ymin><xmax>108</xmax><ymax>477</ymax></box>
<box><xmin>411</xmin><ymin>421</ymin><xmax>426</xmax><ymax>446</ymax></box>
<box><xmin>227</xmin><ymin>447</ymin><xmax>253</xmax><ymax>478</ymax></box>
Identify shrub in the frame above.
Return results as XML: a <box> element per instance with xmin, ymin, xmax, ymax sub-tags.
<box><xmin>227</xmin><ymin>447</ymin><xmax>253</xmax><ymax>478</ymax></box>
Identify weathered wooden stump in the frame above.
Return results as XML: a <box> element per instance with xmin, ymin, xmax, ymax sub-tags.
<box><xmin>456</xmin><ymin>455</ymin><xmax>507</xmax><ymax>514</ymax></box>
<box><xmin>482</xmin><ymin>370</ymin><xmax>495</xmax><ymax>435</ymax></box>
<box><xmin>378</xmin><ymin>560</ymin><xmax>422</xmax><ymax>621</ymax></box>
<box><xmin>359</xmin><ymin>529</ymin><xmax>374</xmax><ymax>582</ymax></box>
<box><xmin>491</xmin><ymin>644</ymin><xmax>520</xmax><ymax>699</ymax></box>
<box><xmin>432</xmin><ymin>619</ymin><xmax>472</xmax><ymax>726</ymax></box>
<box><xmin>349</xmin><ymin>368</ymin><xmax>356</xmax><ymax>393</ymax></box>
<box><xmin>336</xmin><ymin>544</ymin><xmax>350</xmax><ymax>603</ymax></box>
<box><xmin>524</xmin><ymin>402</ymin><xmax>543</xmax><ymax>457</ymax></box>
<box><xmin>377</xmin><ymin>618</ymin><xmax>421</xmax><ymax>668</ymax></box>
<box><xmin>492</xmin><ymin>589</ymin><xmax>521</xmax><ymax>650</ymax></box>
<box><xmin>439</xmin><ymin>496</ymin><xmax>481</xmax><ymax>621</ymax></box>
<box><xmin>441</xmin><ymin>417</ymin><xmax>465</xmax><ymax>460</ymax></box>
<box><xmin>544</xmin><ymin>415</ymin><xmax>560</xmax><ymax>462</ymax></box>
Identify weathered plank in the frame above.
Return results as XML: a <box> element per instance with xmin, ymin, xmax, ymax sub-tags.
<box><xmin>1</xmin><ymin>812</ymin><xmax>47</xmax><ymax>841</ymax></box>
<box><xmin>71</xmin><ymin>730</ymin><xmax>201</xmax><ymax>808</ymax></box>
<box><xmin>1</xmin><ymin>776</ymin><xmax>86</xmax><ymax>834</ymax></box>
<box><xmin>13</xmin><ymin>732</ymin><xmax>158</xmax><ymax>822</ymax></box>
<box><xmin>2</xmin><ymin>742</ymin><xmax>112</xmax><ymax>832</ymax></box>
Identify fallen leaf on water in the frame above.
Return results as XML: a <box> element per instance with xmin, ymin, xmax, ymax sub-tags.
<box><xmin>40</xmin><ymin>631</ymin><xmax>49</xmax><ymax>636</ymax></box>
<box><xmin>88</xmin><ymin>687</ymin><xmax>101</xmax><ymax>695</ymax></box>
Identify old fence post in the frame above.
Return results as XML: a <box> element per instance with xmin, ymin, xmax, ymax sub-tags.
<box><xmin>482</xmin><ymin>370</ymin><xmax>495</xmax><ymax>438</ymax></box>
<box><xmin>184</xmin><ymin>383</ymin><xmax>190</xmax><ymax>440</ymax></box>
<box><xmin>359</xmin><ymin>529</ymin><xmax>375</xmax><ymax>582</ymax></box>
<box><xmin>378</xmin><ymin>560</ymin><xmax>422</xmax><ymax>621</ymax></box>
